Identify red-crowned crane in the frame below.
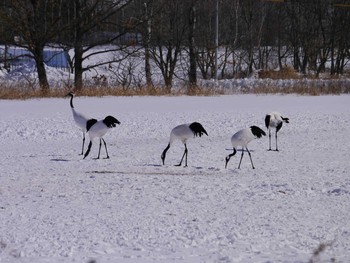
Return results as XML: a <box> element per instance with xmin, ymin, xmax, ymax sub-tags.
<box><xmin>161</xmin><ymin>122</ymin><xmax>208</xmax><ymax>167</ymax></box>
<box><xmin>225</xmin><ymin>126</ymin><xmax>266</xmax><ymax>169</ymax></box>
<box><xmin>265</xmin><ymin>112</ymin><xmax>289</xmax><ymax>151</ymax></box>
<box><xmin>83</xmin><ymin>116</ymin><xmax>120</xmax><ymax>159</ymax></box>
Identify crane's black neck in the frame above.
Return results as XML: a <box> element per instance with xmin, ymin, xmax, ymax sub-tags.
<box><xmin>86</xmin><ymin>119</ymin><xmax>98</xmax><ymax>132</ymax></box>
<box><xmin>70</xmin><ymin>95</ymin><xmax>74</xmax><ymax>108</ymax></box>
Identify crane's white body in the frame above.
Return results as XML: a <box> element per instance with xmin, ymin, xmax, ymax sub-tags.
<box><xmin>169</xmin><ymin>123</ymin><xmax>196</xmax><ymax>145</ymax></box>
<box><xmin>266</xmin><ymin>111</ymin><xmax>283</xmax><ymax>129</ymax></box>
<box><xmin>161</xmin><ymin>122</ymin><xmax>208</xmax><ymax>167</ymax></box>
<box><xmin>230</xmin><ymin>128</ymin><xmax>256</xmax><ymax>148</ymax></box>
<box><xmin>87</xmin><ymin>120</ymin><xmax>111</xmax><ymax>140</ymax></box>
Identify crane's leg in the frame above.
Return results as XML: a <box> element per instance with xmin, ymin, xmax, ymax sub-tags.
<box><xmin>80</xmin><ymin>132</ymin><xmax>86</xmax><ymax>155</ymax></box>
<box><xmin>175</xmin><ymin>144</ymin><xmax>188</xmax><ymax>167</ymax></box>
<box><xmin>246</xmin><ymin>147</ymin><xmax>255</xmax><ymax>169</ymax></box>
<box><xmin>268</xmin><ymin>129</ymin><xmax>272</xmax><ymax>151</ymax></box>
<box><xmin>238</xmin><ymin>148</ymin><xmax>244</xmax><ymax>169</ymax></box>
<box><xmin>96</xmin><ymin>139</ymin><xmax>102</xmax><ymax>159</ymax></box>
<box><xmin>102</xmin><ymin>138</ymin><xmax>110</xmax><ymax>159</ymax></box>
<box><xmin>275</xmin><ymin>131</ymin><xmax>279</xmax><ymax>151</ymax></box>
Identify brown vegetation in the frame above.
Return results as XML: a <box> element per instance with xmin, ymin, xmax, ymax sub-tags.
<box><xmin>0</xmin><ymin>84</ymin><xmax>221</xmax><ymax>100</ymax></box>
<box><xmin>1</xmin><ymin>77</ymin><xmax>349</xmax><ymax>100</ymax></box>
<box><xmin>252</xmin><ymin>80</ymin><xmax>350</xmax><ymax>96</ymax></box>
<box><xmin>1</xmin><ymin>66</ymin><xmax>349</xmax><ymax>100</ymax></box>
<box><xmin>258</xmin><ymin>67</ymin><xmax>301</xmax><ymax>80</ymax></box>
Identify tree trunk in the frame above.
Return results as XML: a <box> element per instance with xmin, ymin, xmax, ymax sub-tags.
<box><xmin>188</xmin><ymin>4</ymin><xmax>197</xmax><ymax>91</ymax></box>
<box><xmin>145</xmin><ymin>47</ymin><xmax>152</xmax><ymax>87</ymax></box>
<box><xmin>144</xmin><ymin>2</ymin><xmax>152</xmax><ymax>87</ymax></box>
<box><xmin>164</xmin><ymin>75</ymin><xmax>172</xmax><ymax>93</ymax></box>
<box><xmin>34</xmin><ymin>47</ymin><xmax>50</xmax><ymax>94</ymax></box>
<box><xmin>293</xmin><ymin>47</ymin><xmax>299</xmax><ymax>71</ymax></box>
<box><xmin>74</xmin><ymin>44</ymin><xmax>84</xmax><ymax>91</ymax></box>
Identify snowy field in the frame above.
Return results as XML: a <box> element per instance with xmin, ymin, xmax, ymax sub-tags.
<box><xmin>1</xmin><ymin>94</ymin><xmax>350</xmax><ymax>263</ymax></box>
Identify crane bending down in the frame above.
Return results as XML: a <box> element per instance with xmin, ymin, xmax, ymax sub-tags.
<box><xmin>83</xmin><ymin>116</ymin><xmax>120</xmax><ymax>159</ymax></box>
<box><xmin>161</xmin><ymin>122</ymin><xmax>208</xmax><ymax>167</ymax></box>
<box><xmin>66</xmin><ymin>91</ymin><xmax>92</xmax><ymax>155</ymax></box>
<box><xmin>265</xmin><ymin>112</ymin><xmax>289</xmax><ymax>151</ymax></box>
<box><xmin>225</xmin><ymin>126</ymin><xmax>266</xmax><ymax>169</ymax></box>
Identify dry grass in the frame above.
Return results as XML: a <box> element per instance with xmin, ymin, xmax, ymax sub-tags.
<box><xmin>254</xmin><ymin>67</ymin><xmax>350</xmax><ymax>95</ymax></box>
<box><xmin>252</xmin><ymin>79</ymin><xmax>350</xmax><ymax>95</ymax></box>
<box><xmin>0</xmin><ymin>83</ymin><xmax>220</xmax><ymax>100</ymax></box>
<box><xmin>258</xmin><ymin>67</ymin><xmax>301</xmax><ymax>80</ymax></box>
<box><xmin>1</xmin><ymin>76</ymin><xmax>349</xmax><ymax>100</ymax></box>
<box><xmin>0</xmin><ymin>84</ymin><xmax>64</xmax><ymax>100</ymax></box>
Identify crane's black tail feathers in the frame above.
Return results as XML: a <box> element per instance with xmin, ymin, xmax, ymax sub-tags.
<box><xmin>103</xmin><ymin>116</ymin><xmax>121</xmax><ymax>128</ymax></box>
<box><xmin>86</xmin><ymin>118</ymin><xmax>98</xmax><ymax>132</ymax></box>
<box><xmin>250</xmin><ymin>126</ymin><xmax>266</xmax><ymax>138</ymax></box>
<box><xmin>264</xmin><ymin>115</ymin><xmax>270</xmax><ymax>129</ymax></box>
<box><xmin>189</xmin><ymin>122</ymin><xmax>208</xmax><ymax>137</ymax></box>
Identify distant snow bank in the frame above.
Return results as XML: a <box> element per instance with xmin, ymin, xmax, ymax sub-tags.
<box><xmin>200</xmin><ymin>77</ymin><xmax>350</xmax><ymax>94</ymax></box>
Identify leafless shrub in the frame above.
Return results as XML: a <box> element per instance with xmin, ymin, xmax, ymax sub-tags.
<box><xmin>91</xmin><ymin>74</ymin><xmax>108</xmax><ymax>88</ymax></box>
<box><xmin>107</xmin><ymin>60</ymin><xmax>141</xmax><ymax>90</ymax></box>
<box><xmin>258</xmin><ymin>67</ymin><xmax>301</xmax><ymax>80</ymax></box>
<box><xmin>253</xmin><ymin>79</ymin><xmax>350</xmax><ymax>95</ymax></box>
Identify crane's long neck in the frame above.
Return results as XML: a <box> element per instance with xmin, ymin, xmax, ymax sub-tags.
<box><xmin>70</xmin><ymin>95</ymin><xmax>74</xmax><ymax>108</ymax></box>
<box><xmin>161</xmin><ymin>143</ymin><xmax>170</xmax><ymax>165</ymax></box>
<box><xmin>225</xmin><ymin>148</ymin><xmax>237</xmax><ymax>168</ymax></box>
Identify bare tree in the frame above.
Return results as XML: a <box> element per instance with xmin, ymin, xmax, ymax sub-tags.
<box><xmin>0</xmin><ymin>0</ymin><xmax>63</xmax><ymax>93</ymax></box>
<box><xmin>1</xmin><ymin>0</ymin><xmax>350</xmax><ymax>91</ymax></box>
<box><xmin>149</xmin><ymin>0</ymin><xmax>187</xmax><ymax>91</ymax></box>
<box><xmin>142</xmin><ymin>1</ymin><xmax>153</xmax><ymax>87</ymax></box>
<box><xmin>187</xmin><ymin>0</ymin><xmax>198</xmax><ymax>90</ymax></box>
<box><xmin>60</xmin><ymin>0</ymin><xmax>137</xmax><ymax>91</ymax></box>
<box><xmin>330</xmin><ymin>4</ymin><xmax>350</xmax><ymax>75</ymax></box>
<box><xmin>239</xmin><ymin>0</ymin><xmax>267</xmax><ymax>75</ymax></box>
<box><xmin>192</xmin><ymin>0</ymin><xmax>216</xmax><ymax>79</ymax></box>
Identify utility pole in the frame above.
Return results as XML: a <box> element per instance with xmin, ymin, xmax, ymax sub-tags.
<box><xmin>215</xmin><ymin>0</ymin><xmax>219</xmax><ymax>80</ymax></box>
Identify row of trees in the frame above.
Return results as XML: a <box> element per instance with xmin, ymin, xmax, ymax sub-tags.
<box><xmin>0</xmin><ymin>0</ymin><xmax>350</xmax><ymax>93</ymax></box>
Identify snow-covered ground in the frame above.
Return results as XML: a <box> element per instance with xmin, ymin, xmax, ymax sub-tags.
<box><xmin>1</xmin><ymin>94</ymin><xmax>350</xmax><ymax>263</ymax></box>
